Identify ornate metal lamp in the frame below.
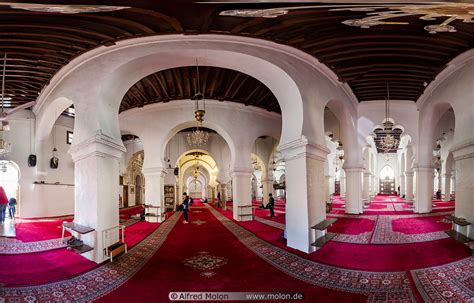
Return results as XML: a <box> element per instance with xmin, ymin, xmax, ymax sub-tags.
<box><xmin>380</xmin><ymin>84</ymin><xmax>398</xmax><ymax>154</ymax></box>
<box><xmin>187</xmin><ymin>59</ymin><xmax>209</xmax><ymax>147</ymax></box>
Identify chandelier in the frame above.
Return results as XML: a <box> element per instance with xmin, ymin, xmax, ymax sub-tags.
<box><xmin>380</xmin><ymin>84</ymin><xmax>398</xmax><ymax>154</ymax></box>
<box><xmin>192</xmin><ymin>156</ymin><xmax>200</xmax><ymax>180</ymax></box>
<box><xmin>187</xmin><ymin>59</ymin><xmax>209</xmax><ymax>147</ymax></box>
<box><xmin>0</xmin><ymin>54</ymin><xmax>11</xmax><ymax>157</ymax></box>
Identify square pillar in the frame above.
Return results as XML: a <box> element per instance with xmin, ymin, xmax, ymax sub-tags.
<box><xmin>451</xmin><ymin>142</ymin><xmax>474</xmax><ymax>238</ymax></box>
<box><xmin>262</xmin><ymin>178</ymin><xmax>275</xmax><ymax>207</ymax></box>
<box><xmin>400</xmin><ymin>174</ymin><xmax>406</xmax><ymax>197</ymax></box>
<box><xmin>362</xmin><ymin>172</ymin><xmax>371</xmax><ymax>201</ymax></box>
<box><xmin>405</xmin><ymin>171</ymin><xmax>414</xmax><ymax>201</ymax></box>
<box><xmin>142</xmin><ymin>167</ymin><xmax>167</xmax><ymax>223</ymax></box>
<box><xmin>70</xmin><ymin>132</ymin><xmax>126</xmax><ymax>263</ymax></box>
<box><xmin>279</xmin><ymin>138</ymin><xmax>329</xmax><ymax>253</ymax></box>
<box><xmin>414</xmin><ymin>166</ymin><xmax>433</xmax><ymax>213</ymax></box>
<box><xmin>230</xmin><ymin>170</ymin><xmax>253</xmax><ymax>221</ymax></box>
<box><xmin>344</xmin><ymin>167</ymin><xmax>364</xmax><ymax>214</ymax></box>
<box><xmin>442</xmin><ymin>173</ymin><xmax>452</xmax><ymax>202</ymax></box>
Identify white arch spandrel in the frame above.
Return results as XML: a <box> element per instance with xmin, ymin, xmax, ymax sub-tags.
<box><xmin>34</xmin><ymin>34</ymin><xmax>357</xmax><ymax>150</ymax></box>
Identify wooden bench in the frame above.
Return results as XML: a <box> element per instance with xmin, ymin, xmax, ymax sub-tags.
<box><xmin>444</xmin><ymin>215</ymin><xmax>472</xmax><ymax>246</ymax></box>
<box><xmin>103</xmin><ymin>225</ymin><xmax>128</xmax><ymax>262</ymax></box>
<box><xmin>311</xmin><ymin>218</ymin><xmax>337</xmax><ymax>248</ymax></box>
<box><xmin>62</xmin><ymin>222</ymin><xmax>95</xmax><ymax>254</ymax></box>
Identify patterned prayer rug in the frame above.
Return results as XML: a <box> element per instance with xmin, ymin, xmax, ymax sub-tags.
<box><xmin>0</xmin><ymin>212</ymin><xmax>180</xmax><ymax>302</ymax></box>
<box><xmin>254</xmin><ymin>216</ymin><xmax>285</xmax><ymax>230</ymax></box>
<box><xmin>372</xmin><ymin>214</ymin><xmax>449</xmax><ymax>244</ymax></box>
<box><xmin>207</xmin><ymin>206</ymin><xmax>416</xmax><ymax>302</ymax></box>
<box><xmin>411</xmin><ymin>257</ymin><xmax>474</xmax><ymax>302</ymax></box>
<box><xmin>183</xmin><ymin>251</ymin><xmax>228</xmax><ymax>278</ymax></box>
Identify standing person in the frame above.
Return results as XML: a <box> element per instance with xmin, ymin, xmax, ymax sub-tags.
<box><xmin>268</xmin><ymin>193</ymin><xmax>275</xmax><ymax>218</ymax></box>
<box><xmin>0</xmin><ymin>186</ymin><xmax>8</xmax><ymax>224</ymax></box>
<box><xmin>181</xmin><ymin>192</ymin><xmax>190</xmax><ymax>224</ymax></box>
<box><xmin>8</xmin><ymin>197</ymin><xmax>17</xmax><ymax>219</ymax></box>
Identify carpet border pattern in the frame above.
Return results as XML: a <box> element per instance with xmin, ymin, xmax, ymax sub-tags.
<box><xmin>411</xmin><ymin>256</ymin><xmax>474</xmax><ymax>302</ymax></box>
<box><xmin>208</xmin><ymin>206</ymin><xmax>416</xmax><ymax>302</ymax></box>
<box><xmin>371</xmin><ymin>214</ymin><xmax>449</xmax><ymax>244</ymax></box>
<box><xmin>0</xmin><ymin>212</ymin><xmax>180</xmax><ymax>302</ymax></box>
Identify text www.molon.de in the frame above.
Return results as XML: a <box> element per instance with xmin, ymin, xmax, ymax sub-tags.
<box><xmin>169</xmin><ymin>292</ymin><xmax>305</xmax><ymax>301</ymax></box>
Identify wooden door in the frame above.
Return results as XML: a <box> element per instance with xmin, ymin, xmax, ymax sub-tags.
<box><xmin>123</xmin><ymin>186</ymin><xmax>129</xmax><ymax>208</ymax></box>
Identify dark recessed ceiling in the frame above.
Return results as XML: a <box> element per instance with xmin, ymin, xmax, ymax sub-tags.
<box><xmin>0</xmin><ymin>1</ymin><xmax>472</xmax><ymax>112</ymax></box>
<box><xmin>121</xmin><ymin>134</ymin><xmax>139</xmax><ymax>142</ymax></box>
<box><xmin>121</xmin><ymin>66</ymin><xmax>279</xmax><ymax>113</ymax></box>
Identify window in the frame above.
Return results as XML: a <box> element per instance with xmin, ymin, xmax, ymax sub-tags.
<box><xmin>67</xmin><ymin>131</ymin><xmax>73</xmax><ymax>145</ymax></box>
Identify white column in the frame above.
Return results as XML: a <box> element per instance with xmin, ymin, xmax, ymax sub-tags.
<box><xmin>69</xmin><ymin>132</ymin><xmax>126</xmax><ymax>263</ymax></box>
<box><xmin>230</xmin><ymin>170</ymin><xmax>253</xmax><ymax>221</ymax></box>
<box><xmin>451</xmin><ymin>142</ymin><xmax>474</xmax><ymax>238</ymax></box>
<box><xmin>279</xmin><ymin>138</ymin><xmax>329</xmax><ymax>253</ymax></box>
<box><xmin>340</xmin><ymin>173</ymin><xmax>346</xmax><ymax>198</ymax></box>
<box><xmin>35</xmin><ymin>139</ymin><xmax>50</xmax><ymax>177</ymax></box>
<box><xmin>437</xmin><ymin>173</ymin><xmax>443</xmax><ymax>193</ymax></box>
<box><xmin>370</xmin><ymin>174</ymin><xmax>377</xmax><ymax>197</ymax></box>
<box><xmin>442</xmin><ymin>173</ymin><xmax>452</xmax><ymax>202</ymax></box>
<box><xmin>362</xmin><ymin>172</ymin><xmax>371</xmax><ymax>201</ymax></box>
<box><xmin>414</xmin><ymin>166</ymin><xmax>433</xmax><ymax>213</ymax></box>
<box><xmin>326</xmin><ymin>174</ymin><xmax>335</xmax><ymax>203</ymax></box>
<box><xmin>142</xmin><ymin>167</ymin><xmax>166</xmax><ymax>223</ymax></box>
<box><xmin>262</xmin><ymin>178</ymin><xmax>274</xmax><ymax>207</ymax></box>
<box><xmin>399</xmin><ymin>174</ymin><xmax>406</xmax><ymax>197</ymax></box>
<box><xmin>405</xmin><ymin>171</ymin><xmax>414</xmax><ymax>201</ymax></box>
<box><xmin>344</xmin><ymin>167</ymin><xmax>364</xmax><ymax>214</ymax></box>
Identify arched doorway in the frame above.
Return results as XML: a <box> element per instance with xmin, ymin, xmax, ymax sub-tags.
<box><xmin>379</xmin><ymin>165</ymin><xmax>395</xmax><ymax>194</ymax></box>
<box><xmin>0</xmin><ymin>161</ymin><xmax>20</xmax><ymax>217</ymax></box>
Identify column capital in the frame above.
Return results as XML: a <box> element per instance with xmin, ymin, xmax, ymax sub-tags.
<box><xmin>278</xmin><ymin>136</ymin><xmax>329</xmax><ymax>162</ymax></box>
<box><xmin>343</xmin><ymin>165</ymin><xmax>364</xmax><ymax>173</ymax></box>
<box><xmin>230</xmin><ymin>170</ymin><xmax>253</xmax><ymax>178</ymax></box>
<box><xmin>142</xmin><ymin>166</ymin><xmax>167</xmax><ymax>177</ymax></box>
<box><xmin>69</xmin><ymin>130</ymin><xmax>126</xmax><ymax>162</ymax></box>
<box><xmin>363</xmin><ymin>172</ymin><xmax>372</xmax><ymax>177</ymax></box>
<box><xmin>405</xmin><ymin>171</ymin><xmax>414</xmax><ymax>177</ymax></box>
<box><xmin>442</xmin><ymin>173</ymin><xmax>452</xmax><ymax>177</ymax></box>
<box><xmin>413</xmin><ymin>165</ymin><xmax>434</xmax><ymax>172</ymax></box>
<box><xmin>450</xmin><ymin>138</ymin><xmax>474</xmax><ymax>161</ymax></box>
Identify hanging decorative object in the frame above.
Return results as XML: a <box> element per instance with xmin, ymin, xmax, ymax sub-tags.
<box><xmin>220</xmin><ymin>3</ymin><xmax>474</xmax><ymax>34</ymax></box>
<box><xmin>379</xmin><ymin>84</ymin><xmax>399</xmax><ymax>154</ymax></box>
<box><xmin>0</xmin><ymin>54</ymin><xmax>11</xmax><ymax>158</ymax></box>
<box><xmin>187</xmin><ymin>59</ymin><xmax>209</xmax><ymax>148</ymax></box>
<box><xmin>50</xmin><ymin>126</ymin><xmax>59</xmax><ymax>169</ymax></box>
<box><xmin>192</xmin><ymin>155</ymin><xmax>200</xmax><ymax>180</ymax></box>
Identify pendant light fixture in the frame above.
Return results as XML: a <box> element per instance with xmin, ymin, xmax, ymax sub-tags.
<box><xmin>379</xmin><ymin>83</ymin><xmax>399</xmax><ymax>154</ymax></box>
<box><xmin>0</xmin><ymin>54</ymin><xmax>11</xmax><ymax>158</ymax></box>
<box><xmin>187</xmin><ymin>59</ymin><xmax>209</xmax><ymax>147</ymax></box>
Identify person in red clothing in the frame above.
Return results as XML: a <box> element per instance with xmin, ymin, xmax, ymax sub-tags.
<box><xmin>0</xmin><ymin>186</ymin><xmax>9</xmax><ymax>224</ymax></box>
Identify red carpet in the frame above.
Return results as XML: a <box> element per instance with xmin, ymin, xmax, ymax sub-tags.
<box><xmin>219</xmin><ymin>210</ymin><xmax>470</xmax><ymax>271</ymax></box>
<box><xmin>391</xmin><ymin>216</ymin><xmax>451</xmax><ymax>234</ymax></box>
<box><xmin>0</xmin><ymin>220</ymin><xmax>160</xmax><ymax>286</ymax></box>
<box><xmin>97</xmin><ymin>208</ymin><xmax>367</xmax><ymax>303</ymax></box>
<box><xmin>328</xmin><ymin>217</ymin><xmax>375</xmax><ymax>235</ymax></box>
<box><xmin>0</xmin><ymin>249</ymin><xmax>98</xmax><ymax>286</ymax></box>
<box><xmin>15</xmin><ymin>219</ymin><xmax>72</xmax><ymax>242</ymax></box>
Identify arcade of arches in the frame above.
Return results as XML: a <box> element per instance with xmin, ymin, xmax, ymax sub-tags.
<box><xmin>0</xmin><ymin>2</ymin><xmax>473</xmax><ymax>302</ymax></box>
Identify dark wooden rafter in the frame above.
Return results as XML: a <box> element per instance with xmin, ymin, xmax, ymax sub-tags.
<box><xmin>120</xmin><ymin>66</ymin><xmax>279</xmax><ymax>113</ymax></box>
<box><xmin>0</xmin><ymin>1</ymin><xmax>471</xmax><ymax>112</ymax></box>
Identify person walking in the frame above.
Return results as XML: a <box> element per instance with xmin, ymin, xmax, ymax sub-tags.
<box><xmin>0</xmin><ymin>186</ymin><xmax>9</xmax><ymax>224</ymax></box>
<box><xmin>8</xmin><ymin>197</ymin><xmax>17</xmax><ymax>219</ymax></box>
<box><xmin>268</xmin><ymin>193</ymin><xmax>275</xmax><ymax>218</ymax></box>
<box><xmin>181</xmin><ymin>192</ymin><xmax>190</xmax><ymax>224</ymax></box>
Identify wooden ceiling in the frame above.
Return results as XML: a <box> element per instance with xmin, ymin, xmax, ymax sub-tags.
<box><xmin>121</xmin><ymin>66</ymin><xmax>279</xmax><ymax>113</ymax></box>
<box><xmin>0</xmin><ymin>1</ymin><xmax>473</xmax><ymax>113</ymax></box>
